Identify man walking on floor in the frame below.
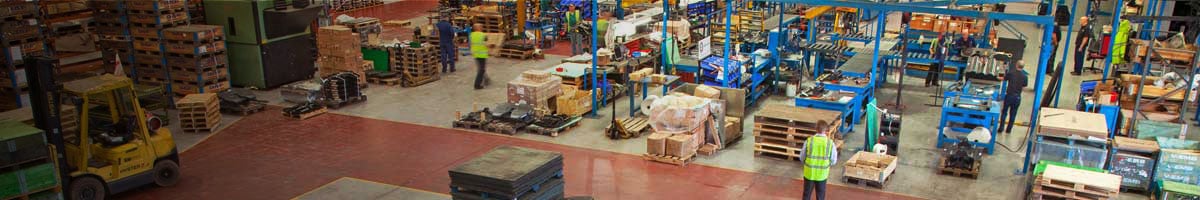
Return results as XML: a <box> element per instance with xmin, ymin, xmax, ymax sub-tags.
<box><xmin>999</xmin><ymin>61</ymin><xmax>1028</xmax><ymax>134</ymax></box>
<box><xmin>470</xmin><ymin>24</ymin><xmax>490</xmax><ymax>89</ymax></box>
<box><xmin>566</xmin><ymin>5</ymin><xmax>582</xmax><ymax>55</ymax></box>
<box><xmin>925</xmin><ymin>32</ymin><xmax>949</xmax><ymax>87</ymax></box>
<box><xmin>437</xmin><ymin>17</ymin><xmax>457</xmax><ymax>73</ymax></box>
<box><xmin>799</xmin><ymin>120</ymin><xmax>838</xmax><ymax>200</ymax></box>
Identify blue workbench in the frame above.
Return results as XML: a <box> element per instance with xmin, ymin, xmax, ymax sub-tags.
<box><xmin>936</xmin><ymin>94</ymin><xmax>1002</xmax><ymax>154</ymax></box>
<box><xmin>794</xmin><ymin>89</ymin><xmax>865</xmax><ymax>134</ymax></box>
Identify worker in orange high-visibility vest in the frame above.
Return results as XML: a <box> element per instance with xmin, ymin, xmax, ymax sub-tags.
<box><xmin>799</xmin><ymin>120</ymin><xmax>838</xmax><ymax>200</ymax></box>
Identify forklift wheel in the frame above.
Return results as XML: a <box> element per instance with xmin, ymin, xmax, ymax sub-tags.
<box><xmin>69</xmin><ymin>176</ymin><xmax>107</xmax><ymax>200</ymax></box>
<box><xmin>154</xmin><ymin>160</ymin><xmax>181</xmax><ymax>187</ymax></box>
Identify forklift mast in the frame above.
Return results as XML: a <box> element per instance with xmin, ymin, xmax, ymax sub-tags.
<box><xmin>24</xmin><ymin>56</ymin><xmax>71</xmax><ymax>188</ymax></box>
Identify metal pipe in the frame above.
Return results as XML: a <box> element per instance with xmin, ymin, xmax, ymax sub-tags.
<box><xmin>1021</xmin><ymin>0</ymin><xmax>1058</xmax><ymax>175</ymax></box>
<box><xmin>724</xmin><ymin>0</ymin><xmax>734</xmax><ymax>87</ymax></box>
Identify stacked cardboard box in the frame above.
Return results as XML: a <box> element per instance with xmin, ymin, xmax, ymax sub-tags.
<box><xmin>507</xmin><ymin>70</ymin><xmax>562</xmax><ymax>110</ymax></box>
<box><xmin>127</xmin><ymin>0</ymin><xmax>190</xmax><ymax>91</ymax></box>
<box><xmin>555</xmin><ymin>86</ymin><xmax>594</xmax><ymax>117</ymax></box>
<box><xmin>646</xmin><ymin>120</ymin><xmax>707</xmax><ymax>159</ymax></box>
<box><xmin>163</xmin><ymin>24</ymin><xmax>229</xmax><ymax>95</ymax></box>
<box><xmin>317</xmin><ymin>26</ymin><xmax>366</xmax><ymax>86</ymax></box>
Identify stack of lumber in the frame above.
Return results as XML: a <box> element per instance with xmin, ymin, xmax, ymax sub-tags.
<box><xmin>1129</xmin><ymin>39</ymin><xmax>1196</xmax><ymax>65</ymax></box>
<box><xmin>128</xmin><ymin>0</ymin><xmax>190</xmax><ymax>89</ymax></box>
<box><xmin>175</xmin><ymin>93</ymin><xmax>220</xmax><ymax>133</ymax></box>
<box><xmin>508</xmin><ymin>70</ymin><xmax>562</xmax><ymax>111</ymax></box>
<box><xmin>555</xmin><ymin>86</ymin><xmax>594</xmax><ymax>117</ymax></box>
<box><xmin>752</xmin><ymin>104</ymin><xmax>843</xmax><ymax>161</ymax></box>
<box><xmin>392</xmin><ymin>43</ymin><xmax>440</xmax><ymax>87</ymax></box>
<box><xmin>1030</xmin><ymin>165</ymin><xmax>1121</xmax><ymax>200</ymax></box>
<box><xmin>1110</xmin><ymin>137</ymin><xmax>1159</xmax><ymax>192</ymax></box>
<box><xmin>91</xmin><ymin>0</ymin><xmax>134</xmax><ymax>71</ymax></box>
<box><xmin>338</xmin><ymin>17</ymin><xmax>382</xmax><ymax>45</ymax></box>
<box><xmin>317</xmin><ymin>26</ymin><xmax>367</xmax><ymax>86</ymax></box>
<box><xmin>449</xmin><ymin>146</ymin><xmax>564</xmax><ymax>200</ymax></box>
<box><xmin>164</xmin><ymin>25</ymin><xmax>229</xmax><ymax>96</ymax></box>
<box><xmin>1156</xmin><ymin>150</ymin><xmax>1200</xmax><ymax>185</ymax></box>
<box><xmin>843</xmin><ymin>151</ymin><xmax>898</xmax><ymax>188</ymax></box>
<box><xmin>1035</xmin><ymin>108</ymin><xmax>1110</xmax><ymax>140</ymax></box>
<box><xmin>0</xmin><ymin>122</ymin><xmax>61</xmax><ymax>199</ymax></box>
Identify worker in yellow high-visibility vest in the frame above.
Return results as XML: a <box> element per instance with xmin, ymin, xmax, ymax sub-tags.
<box><xmin>565</xmin><ymin>5</ymin><xmax>582</xmax><ymax>55</ymax></box>
<box><xmin>798</xmin><ymin>120</ymin><xmax>838</xmax><ymax>200</ymax></box>
<box><xmin>470</xmin><ymin>23</ymin><xmax>490</xmax><ymax>89</ymax></box>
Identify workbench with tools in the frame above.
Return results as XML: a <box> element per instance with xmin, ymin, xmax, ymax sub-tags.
<box><xmin>794</xmin><ymin>81</ymin><xmax>864</xmax><ymax>134</ymax></box>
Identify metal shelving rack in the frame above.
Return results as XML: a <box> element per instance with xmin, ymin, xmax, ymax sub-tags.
<box><xmin>1</xmin><ymin>0</ymin><xmax>50</xmax><ymax>110</ymax></box>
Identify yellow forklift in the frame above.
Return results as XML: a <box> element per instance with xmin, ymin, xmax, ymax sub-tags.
<box><xmin>24</xmin><ymin>57</ymin><xmax>180</xmax><ymax>200</ymax></box>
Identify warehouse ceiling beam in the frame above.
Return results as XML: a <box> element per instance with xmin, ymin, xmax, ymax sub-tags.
<box><xmin>754</xmin><ymin>0</ymin><xmax>1055</xmax><ymax>24</ymax></box>
<box><xmin>898</xmin><ymin>0</ymin><xmax>1039</xmax><ymax>7</ymax></box>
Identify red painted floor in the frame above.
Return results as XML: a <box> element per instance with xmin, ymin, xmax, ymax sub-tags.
<box><xmin>119</xmin><ymin>107</ymin><xmax>920</xmax><ymax>200</ymax></box>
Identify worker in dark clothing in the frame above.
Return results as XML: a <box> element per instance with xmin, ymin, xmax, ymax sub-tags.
<box><xmin>925</xmin><ymin>33</ymin><xmax>948</xmax><ymax>87</ymax></box>
<box><xmin>1072</xmin><ymin>16</ymin><xmax>1092</xmax><ymax>75</ymax></box>
<box><xmin>1041</xmin><ymin>26</ymin><xmax>1064</xmax><ymax>108</ymax></box>
<box><xmin>956</xmin><ymin>29</ymin><xmax>975</xmax><ymax>59</ymax></box>
<box><xmin>437</xmin><ymin>18</ymin><xmax>457</xmax><ymax>73</ymax></box>
<box><xmin>998</xmin><ymin>61</ymin><xmax>1028</xmax><ymax>134</ymax></box>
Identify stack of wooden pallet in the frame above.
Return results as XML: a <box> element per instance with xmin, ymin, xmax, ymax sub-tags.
<box><xmin>91</xmin><ymin>0</ymin><xmax>134</xmax><ymax>71</ymax></box>
<box><xmin>752</xmin><ymin>104</ymin><xmax>843</xmax><ymax>161</ymax></box>
<box><xmin>127</xmin><ymin>0</ymin><xmax>190</xmax><ymax>91</ymax></box>
<box><xmin>175</xmin><ymin>93</ymin><xmax>220</xmax><ymax>133</ymax></box>
<box><xmin>469</xmin><ymin>11</ymin><xmax>507</xmax><ymax>34</ymax></box>
<box><xmin>186</xmin><ymin>0</ymin><xmax>203</xmax><ymax>24</ymax></box>
<box><xmin>1030</xmin><ymin>165</ymin><xmax>1121</xmax><ymax>200</ymax></box>
<box><xmin>392</xmin><ymin>43</ymin><xmax>440</xmax><ymax>87</ymax></box>
<box><xmin>0</xmin><ymin>1</ymin><xmax>46</xmax><ymax>110</ymax></box>
<box><xmin>339</xmin><ymin>17</ymin><xmax>382</xmax><ymax>45</ymax></box>
<box><xmin>0</xmin><ymin>122</ymin><xmax>62</xmax><ymax>199</ymax></box>
<box><xmin>449</xmin><ymin>146</ymin><xmax>565</xmax><ymax>200</ymax></box>
<box><xmin>164</xmin><ymin>24</ymin><xmax>229</xmax><ymax>96</ymax></box>
<box><xmin>317</xmin><ymin>25</ymin><xmax>367</xmax><ymax>86</ymax></box>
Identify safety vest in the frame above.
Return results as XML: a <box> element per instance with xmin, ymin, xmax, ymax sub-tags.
<box><xmin>803</xmin><ymin>135</ymin><xmax>833</xmax><ymax>181</ymax></box>
<box><xmin>566</xmin><ymin>10</ymin><xmax>580</xmax><ymax>32</ymax></box>
<box><xmin>470</xmin><ymin>31</ymin><xmax>488</xmax><ymax>58</ymax></box>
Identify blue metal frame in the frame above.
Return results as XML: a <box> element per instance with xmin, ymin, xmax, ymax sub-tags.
<box><xmin>1101</xmin><ymin>0</ymin><xmax>1123</xmax><ymax>81</ymax></box>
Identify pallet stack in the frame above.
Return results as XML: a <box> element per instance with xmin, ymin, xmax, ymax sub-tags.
<box><xmin>449</xmin><ymin>146</ymin><xmax>565</xmax><ymax>200</ymax></box>
<box><xmin>175</xmin><ymin>93</ymin><xmax>220</xmax><ymax>133</ymax></box>
<box><xmin>468</xmin><ymin>9</ymin><xmax>507</xmax><ymax>34</ymax></box>
<box><xmin>330</xmin><ymin>0</ymin><xmax>383</xmax><ymax>12</ymax></box>
<box><xmin>1</xmin><ymin>1</ymin><xmax>47</xmax><ymax>110</ymax></box>
<box><xmin>1030</xmin><ymin>165</ymin><xmax>1120</xmax><ymax>200</ymax></box>
<box><xmin>0</xmin><ymin>122</ymin><xmax>62</xmax><ymax>199</ymax></box>
<box><xmin>128</xmin><ymin>0</ymin><xmax>190</xmax><ymax>91</ymax></box>
<box><xmin>338</xmin><ymin>17</ymin><xmax>382</xmax><ymax>45</ymax></box>
<box><xmin>163</xmin><ymin>25</ymin><xmax>229</xmax><ymax>96</ymax></box>
<box><xmin>317</xmin><ymin>25</ymin><xmax>367</xmax><ymax>86</ymax></box>
<box><xmin>751</xmin><ymin>104</ymin><xmax>843</xmax><ymax>161</ymax></box>
<box><xmin>186</xmin><ymin>0</ymin><xmax>203</xmax><ymax>24</ymax></box>
<box><xmin>392</xmin><ymin>43</ymin><xmax>440</xmax><ymax>87</ymax></box>
<box><xmin>91</xmin><ymin>0</ymin><xmax>134</xmax><ymax>72</ymax></box>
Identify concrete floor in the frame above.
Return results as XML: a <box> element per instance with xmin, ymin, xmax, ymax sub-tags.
<box><xmin>148</xmin><ymin>2</ymin><xmax>1200</xmax><ymax>200</ymax></box>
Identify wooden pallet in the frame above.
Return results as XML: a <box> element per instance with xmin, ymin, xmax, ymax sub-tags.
<box><xmin>402</xmin><ymin>74</ymin><xmax>439</xmax><ymax>87</ymax></box>
<box><xmin>525</xmin><ymin>117</ymin><xmax>582</xmax><ymax>137</ymax></box>
<box><xmin>483</xmin><ymin>121</ymin><xmax>524</xmax><ymax>135</ymax></box>
<box><xmin>936</xmin><ymin>157</ymin><xmax>981</xmax><ymax>179</ymax></box>
<box><xmin>180</xmin><ymin>121</ymin><xmax>219</xmax><ymax>133</ymax></box>
<box><xmin>753</xmin><ymin>122</ymin><xmax>821</xmax><ymax>135</ymax></box>
<box><xmin>753</xmin><ymin>142</ymin><xmax>802</xmax><ymax>161</ymax></box>
<box><xmin>498</xmin><ymin>48</ymin><xmax>534</xmax><ymax>60</ymax></box>
<box><xmin>1031</xmin><ymin>176</ymin><xmax>1119</xmax><ymax>200</ymax></box>
<box><xmin>452</xmin><ymin>119</ymin><xmax>489</xmax><ymax>130</ymax></box>
<box><xmin>842</xmin><ymin>173</ymin><xmax>890</xmax><ymax>189</ymax></box>
<box><xmin>285</xmin><ymin>107</ymin><xmax>327</xmax><ymax>120</ymax></box>
<box><xmin>643</xmin><ymin>152</ymin><xmax>695</xmax><ymax>166</ymax></box>
<box><xmin>366</xmin><ymin>77</ymin><xmax>402</xmax><ymax>86</ymax></box>
<box><xmin>221</xmin><ymin>103</ymin><xmax>265</xmax><ymax>116</ymax></box>
<box><xmin>606</xmin><ymin>116</ymin><xmax>649</xmax><ymax>139</ymax></box>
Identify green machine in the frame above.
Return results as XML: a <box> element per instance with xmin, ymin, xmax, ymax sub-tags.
<box><xmin>203</xmin><ymin>0</ymin><xmax>322</xmax><ymax>88</ymax></box>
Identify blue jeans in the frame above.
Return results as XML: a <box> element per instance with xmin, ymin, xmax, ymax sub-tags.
<box><xmin>998</xmin><ymin>95</ymin><xmax>1020</xmax><ymax>133</ymax></box>
<box><xmin>440</xmin><ymin>42</ymin><xmax>456</xmax><ymax>72</ymax></box>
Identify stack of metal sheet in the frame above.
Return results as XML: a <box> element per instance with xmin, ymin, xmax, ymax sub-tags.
<box><xmin>449</xmin><ymin>146</ymin><xmax>565</xmax><ymax>200</ymax></box>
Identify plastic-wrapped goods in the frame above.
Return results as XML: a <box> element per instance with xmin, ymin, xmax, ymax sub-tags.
<box><xmin>1156</xmin><ymin>150</ymin><xmax>1200</xmax><ymax>185</ymax></box>
<box><xmin>1111</xmin><ymin>152</ymin><xmax>1154</xmax><ymax>190</ymax></box>
<box><xmin>642</xmin><ymin>94</ymin><xmax>713</xmax><ymax>133</ymax></box>
<box><xmin>1036</xmin><ymin>139</ymin><xmax>1109</xmax><ymax>169</ymax></box>
<box><xmin>507</xmin><ymin>74</ymin><xmax>563</xmax><ymax>107</ymax></box>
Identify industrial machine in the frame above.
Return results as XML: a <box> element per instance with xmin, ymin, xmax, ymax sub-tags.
<box><xmin>23</xmin><ymin>57</ymin><xmax>180</xmax><ymax>200</ymax></box>
<box><xmin>204</xmin><ymin>0</ymin><xmax>322</xmax><ymax>88</ymax></box>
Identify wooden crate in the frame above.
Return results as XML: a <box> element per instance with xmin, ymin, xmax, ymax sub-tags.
<box><xmin>1036</xmin><ymin>108</ymin><xmax>1110</xmax><ymax>139</ymax></box>
<box><xmin>842</xmin><ymin>151</ymin><xmax>898</xmax><ymax>188</ymax></box>
<box><xmin>1112</xmin><ymin>137</ymin><xmax>1159</xmax><ymax>153</ymax></box>
<box><xmin>174</xmin><ymin>93</ymin><xmax>220</xmax><ymax>132</ymax></box>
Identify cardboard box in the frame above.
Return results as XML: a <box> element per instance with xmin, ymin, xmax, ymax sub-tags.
<box><xmin>665</xmin><ymin>134</ymin><xmax>692</xmax><ymax>157</ymax></box>
<box><xmin>646</xmin><ymin>132</ymin><xmax>670</xmax><ymax>155</ymax></box>
<box><xmin>694</xmin><ymin>85</ymin><xmax>721</xmax><ymax>99</ymax></box>
<box><xmin>507</xmin><ymin>75</ymin><xmax>563</xmax><ymax>106</ymax></box>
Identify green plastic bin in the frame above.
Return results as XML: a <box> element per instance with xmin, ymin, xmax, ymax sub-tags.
<box><xmin>362</xmin><ymin>47</ymin><xmax>391</xmax><ymax>72</ymax></box>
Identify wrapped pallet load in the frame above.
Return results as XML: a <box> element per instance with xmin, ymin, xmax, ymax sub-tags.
<box><xmin>642</xmin><ymin>94</ymin><xmax>713</xmax><ymax>160</ymax></box>
<box><xmin>508</xmin><ymin>70</ymin><xmax>563</xmax><ymax>111</ymax></box>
